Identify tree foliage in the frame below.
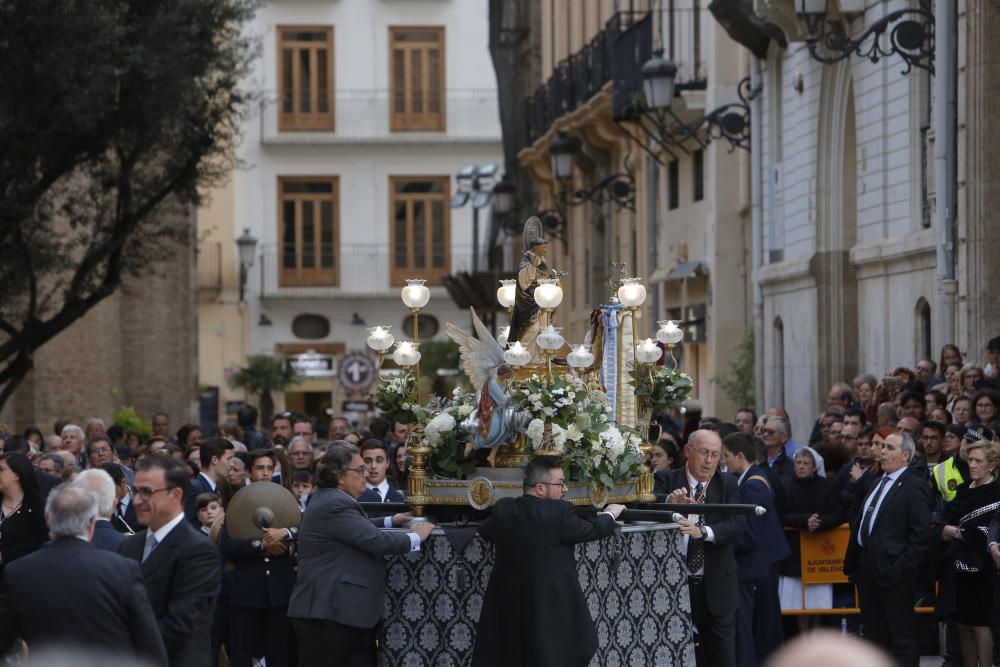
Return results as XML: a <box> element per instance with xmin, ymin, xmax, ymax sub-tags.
<box><xmin>712</xmin><ymin>326</ymin><xmax>756</xmax><ymax>409</ymax></box>
<box><xmin>0</xmin><ymin>0</ymin><xmax>259</xmax><ymax>410</ymax></box>
<box><xmin>228</xmin><ymin>355</ymin><xmax>300</xmax><ymax>426</ymax></box>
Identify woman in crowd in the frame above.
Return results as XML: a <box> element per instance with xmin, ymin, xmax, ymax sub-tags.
<box><xmin>961</xmin><ymin>366</ymin><xmax>985</xmax><ymax>399</ymax></box>
<box><xmin>779</xmin><ymin>447</ymin><xmax>843</xmax><ymax>625</ymax></box>
<box><xmin>853</xmin><ymin>374</ymin><xmax>878</xmax><ymax>416</ymax></box>
<box><xmin>972</xmin><ymin>389</ymin><xmax>1000</xmax><ymax>426</ymax></box>
<box><xmin>0</xmin><ymin>453</ymin><xmax>48</xmax><ymax>565</ymax></box>
<box><xmin>940</xmin><ymin>438</ymin><xmax>1000</xmax><ymax>667</ymax></box>
<box><xmin>176</xmin><ymin>423</ymin><xmax>204</xmax><ymax>453</ymax></box>
<box><xmin>953</xmin><ymin>397</ymin><xmax>974</xmax><ymax>427</ymax></box>
<box><xmin>940</xmin><ymin>344</ymin><xmax>964</xmax><ymax>382</ymax></box>
<box><xmin>649</xmin><ymin>439</ymin><xmax>680</xmax><ymax>472</ymax></box>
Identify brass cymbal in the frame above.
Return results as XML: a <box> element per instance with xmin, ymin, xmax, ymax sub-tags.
<box><xmin>225</xmin><ymin>481</ymin><xmax>301</xmax><ymax>539</ymax></box>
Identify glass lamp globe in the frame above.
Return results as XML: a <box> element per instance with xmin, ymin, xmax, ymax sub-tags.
<box><xmin>637</xmin><ymin>338</ymin><xmax>663</xmax><ymax>364</ymax></box>
<box><xmin>656</xmin><ymin>320</ymin><xmax>684</xmax><ymax>346</ymax></box>
<box><xmin>497</xmin><ymin>280</ymin><xmax>517</xmax><ymax>309</ymax></box>
<box><xmin>617</xmin><ymin>278</ymin><xmax>646</xmax><ymax>308</ymax></box>
<box><xmin>534</xmin><ymin>279</ymin><xmax>563</xmax><ymax>309</ymax></box>
<box><xmin>567</xmin><ymin>344</ymin><xmax>596</xmax><ymax>369</ymax></box>
<box><xmin>392</xmin><ymin>341</ymin><xmax>421</xmax><ymax>367</ymax></box>
<box><xmin>641</xmin><ymin>50</ymin><xmax>678</xmax><ymax>112</ymax></box>
<box><xmin>366</xmin><ymin>326</ymin><xmax>395</xmax><ymax>352</ymax></box>
<box><xmin>401</xmin><ymin>279</ymin><xmax>431</xmax><ymax>309</ymax></box>
<box><xmin>504</xmin><ymin>341</ymin><xmax>532</xmax><ymax>367</ymax></box>
<box><xmin>536</xmin><ymin>325</ymin><xmax>565</xmax><ymax>352</ymax></box>
<box><xmin>496</xmin><ymin>326</ymin><xmax>510</xmax><ymax>349</ymax></box>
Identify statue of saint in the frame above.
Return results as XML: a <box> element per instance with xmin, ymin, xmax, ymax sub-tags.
<box><xmin>508</xmin><ymin>217</ymin><xmax>554</xmax><ymax>362</ymax></box>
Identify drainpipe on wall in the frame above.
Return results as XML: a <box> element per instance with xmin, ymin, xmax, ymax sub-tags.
<box><xmin>933</xmin><ymin>1</ymin><xmax>957</xmax><ymax>350</ymax></box>
<box><xmin>648</xmin><ymin>155</ymin><xmax>660</xmax><ymax>321</ymax></box>
<box><xmin>750</xmin><ymin>54</ymin><xmax>764</xmax><ymax>412</ymax></box>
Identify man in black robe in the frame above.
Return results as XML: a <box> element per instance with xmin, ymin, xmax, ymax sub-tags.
<box><xmin>471</xmin><ymin>456</ymin><xmax>624</xmax><ymax>667</ymax></box>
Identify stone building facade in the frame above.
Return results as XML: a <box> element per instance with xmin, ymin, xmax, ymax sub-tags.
<box><xmin>0</xmin><ymin>213</ymin><xmax>199</xmax><ymax>435</ymax></box>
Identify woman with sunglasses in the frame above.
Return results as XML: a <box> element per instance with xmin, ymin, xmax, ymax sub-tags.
<box><xmin>0</xmin><ymin>452</ymin><xmax>48</xmax><ymax>565</ymax></box>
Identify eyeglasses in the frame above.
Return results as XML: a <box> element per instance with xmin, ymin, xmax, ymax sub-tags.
<box><xmin>133</xmin><ymin>486</ymin><xmax>174</xmax><ymax>500</ymax></box>
<box><xmin>345</xmin><ymin>465</ymin><xmax>368</xmax><ymax>474</ymax></box>
<box><xmin>541</xmin><ymin>481</ymin><xmax>568</xmax><ymax>489</ymax></box>
<box><xmin>690</xmin><ymin>448</ymin><xmax>721</xmax><ymax>461</ymax></box>
<box><xmin>89</xmin><ymin>447</ymin><xmax>112</xmax><ymax>454</ymax></box>
<box><xmin>762</xmin><ymin>429</ymin><xmax>779</xmax><ymax>436</ymax></box>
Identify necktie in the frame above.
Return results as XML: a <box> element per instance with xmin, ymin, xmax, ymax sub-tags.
<box><xmin>686</xmin><ymin>482</ymin><xmax>706</xmax><ymax>573</ymax></box>
<box><xmin>373</xmin><ymin>487</ymin><xmax>383</xmax><ymax>502</ymax></box>
<box><xmin>142</xmin><ymin>533</ymin><xmax>159</xmax><ymax>563</ymax></box>
<box><xmin>859</xmin><ymin>475</ymin><xmax>890</xmax><ymax>547</ymax></box>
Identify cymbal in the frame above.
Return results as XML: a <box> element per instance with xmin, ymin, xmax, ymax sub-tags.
<box><xmin>225</xmin><ymin>481</ymin><xmax>301</xmax><ymax>539</ymax></box>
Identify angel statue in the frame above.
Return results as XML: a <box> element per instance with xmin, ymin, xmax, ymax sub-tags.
<box><xmin>446</xmin><ymin>308</ymin><xmax>517</xmax><ymax>466</ymax></box>
<box><xmin>508</xmin><ymin>216</ymin><xmax>557</xmax><ymax>364</ymax></box>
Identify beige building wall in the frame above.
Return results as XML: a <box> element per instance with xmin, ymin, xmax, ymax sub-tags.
<box><xmin>517</xmin><ymin>2</ymin><xmax>751</xmax><ymax>417</ymax></box>
<box><xmin>196</xmin><ymin>170</ymin><xmax>254</xmax><ymax>425</ymax></box>
<box><xmin>0</xmin><ymin>207</ymin><xmax>199</xmax><ymax>435</ymax></box>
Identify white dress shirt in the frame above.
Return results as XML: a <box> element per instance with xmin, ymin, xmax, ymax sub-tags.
<box><xmin>198</xmin><ymin>472</ymin><xmax>217</xmax><ymax>492</ymax></box>
<box><xmin>150</xmin><ymin>512</ymin><xmax>186</xmax><ymax>545</ymax></box>
<box><xmin>365</xmin><ymin>479</ymin><xmax>391</xmax><ymax>501</ymax></box>
<box><xmin>857</xmin><ymin>466</ymin><xmax>906</xmax><ymax>546</ymax></box>
<box><xmin>682</xmin><ymin>472</ymin><xmax>717</xmax><ymax>576</ymax></box>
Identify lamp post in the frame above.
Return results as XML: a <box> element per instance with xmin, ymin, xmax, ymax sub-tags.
<box><xmin>401</xmin><ymin>279</ymin><xmax>430</xmax><ymax>403</ymax></box>
<box><xmin>548</xmin><ymin>132</ymin><xmax>636</xmax><ymax>211</ymax></box>
<box><xmin>656</xmin><ymin>320</ymin><xmax>685</xmax><ymax>366</ymax></box>
<box><xmin>617</xmin><ymin>277</ymin><xmax>647</xmax><ymax>375</ymax></box>
<box><xmin>631</xmin><ymin>51</ymin><xmax>757</xmax><ymax>158</ymax></box>
<box><xmin>365</xmin><ymin>326</ymin><xmax>395</xmax><ymax>388</ymax></box>
<box><xmin>793</xmin><ymin>0</ymin><xmax>935</xmax><ymax>75</ymax></box>
<box><xmin>533</xmin><ymin>278</ymin><xmax>563</xmax><ymax>328</ymax></box>
<box><xmin>536</xmin><ymin>325</ymin><xmax>565</xmax><ymax>382</ymax></box>
<box><xmin>236</xmin><ymin>228</ymin><xmax>258</xmax><ymax>304</ymax></box>
<box><xmin>452</xmin><ymin>163</ymin><xmax>499</xmax><ymax>274</ymax></box>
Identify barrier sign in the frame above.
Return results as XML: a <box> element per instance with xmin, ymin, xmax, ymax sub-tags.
<box><xmin>799</xmin><ymin>524</ymin><xmax>851</xmax><ymax>585</ymax></box>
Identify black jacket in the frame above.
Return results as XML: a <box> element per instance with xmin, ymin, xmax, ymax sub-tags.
<box><xmin>0</xmin><ymin>494</ymin><xmax>48</xmax><ymax>564</ymax></box>
<box><xmin>92</xmin><ymin>518</ymin><xmax>126</xmax><ymax>552</ymax></box>
<box><xmin>781</xmin><ymin>474</ymin><xmax>843</xmax><ymax>577</ymax></box>
<box><xmin>471</xmin><ymin>495</ymin><xmax>617</xmax><ymax>667</ymax></box>
<box><xmin>119</xmin><ymin>518</ymin><xmax>221</xmax><ymax>667</ymax></box>
<box><xmin>654</xmin><ymin>467</ymin><xmax>747</xmax><ymax>615</ymax></box>
<box><xmin>0</xmin><ymin>537</ymin><xmax>167</xmax><ymax>664</ymax></box>
<box><xmin>844</xmin><ymin>468</ymin><xmax>933</xmax><ymax>587</ymax></box>
<box><xmin>219</xmin><ymin>523</ymin><xmax>296</xmax><ymax>608</ymax></box>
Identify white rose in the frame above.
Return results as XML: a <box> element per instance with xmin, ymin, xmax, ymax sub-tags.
<box><xmin>458</xmin><ymin>404</ymin><xmax>474</xmax><ymax>417</ymax></box>
<box><xmin>565</xmin><ymin>424</ymin><xmax>584</xmax><ymax>442</ymax></box>
<box><xmin>526</xmin><ymin>419</ymin><xmax>545</xmax><ymax>447</ymax></box>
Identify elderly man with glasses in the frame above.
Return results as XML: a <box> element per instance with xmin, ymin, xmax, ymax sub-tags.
<box><xmin>654</xmin><ymin>430</ymin><xmax>747</xmax><ymax>667</ymax></box>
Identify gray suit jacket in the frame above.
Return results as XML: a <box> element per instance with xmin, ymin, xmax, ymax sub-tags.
<box><xmin>287</xmin><ymin>486</ymin><xmax>412</xmax><ymax>628</ymax></box>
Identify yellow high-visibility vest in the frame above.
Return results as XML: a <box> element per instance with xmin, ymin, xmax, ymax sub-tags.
<box><xmin>933</xmin><ymin>457</ymin><xmax>966</xmax><ymax>502</ymax></box>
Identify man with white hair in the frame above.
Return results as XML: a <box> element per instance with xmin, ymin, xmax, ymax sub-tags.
<box><xmin>74</xmin><ymin>469</ymin><xmax>125</xmax><ymax>552</ymax></box>
<box><xmin>85</xmin><ymin>418</ymin><xmax>106</xmax><ymax>441</ymax></box>
<box><xmin>45</xmin><ymin>434</ymin><xmax>63</xmax><ymax>452</ymax></box>
<box><xmin>0</xmin><ymin>484</ymin><xmax>167</xmax><ymax>663</ymax></box>
<box><xmin>61</xmin><ymin>424</ymin><xmax>86</xmax><ymax>467</ymax></box>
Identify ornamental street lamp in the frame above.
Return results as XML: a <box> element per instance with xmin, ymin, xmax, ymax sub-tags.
<box><xmin>236</xmin><ymin>228</ymin><xmax>258</xmax><ymax>304</ymax></box>
<box><xmin>548</xmin><ymin>132</ymin><xmax>636</xmax><ymax>212</ymax></box>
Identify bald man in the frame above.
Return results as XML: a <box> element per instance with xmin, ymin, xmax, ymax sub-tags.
<box><xmin>654</xmin><ymin>430</ymin><xmax>746</xmax><ymax>667</ymax></box>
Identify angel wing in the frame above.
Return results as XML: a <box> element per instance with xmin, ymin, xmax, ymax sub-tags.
<box><xmin>445</xmin><ymin>307</ymin><xmax>506</xmax><ymax>389</ymax></box>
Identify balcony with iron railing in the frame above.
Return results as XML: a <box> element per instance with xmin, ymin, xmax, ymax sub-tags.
<box><xmin>257</xmin><ymin>242</ymin><xmax>478</xmax><ymax>299</ymax></box>
<box><xmin>520</xmin><ymin>4</ymin><xmax>708</xmax><ymax>150</ymax></box>
<box><xmin>258</xmin><ymin>88</ymin><xmax>502</xmax><ymax>145</ymax></box>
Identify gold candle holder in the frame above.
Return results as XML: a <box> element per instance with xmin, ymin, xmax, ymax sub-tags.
<box><xmin>405</xmin><ymin>425</ymin><xmax>431</xmax><ymax>516</ymax></box>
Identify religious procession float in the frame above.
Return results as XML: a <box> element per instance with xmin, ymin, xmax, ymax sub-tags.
<box><xmin>365</xmin><ymin>217</ymin><xmax>694</xmax><ymax>517</ymax></box>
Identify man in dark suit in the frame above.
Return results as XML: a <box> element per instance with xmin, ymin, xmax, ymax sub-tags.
<box><xmin>0</xmin><ymin>484</ymin><xmax>167</xmax><ymax>664</ymax></box>
<box><xmin>654</xmin><ymin>429</ymin><xmax>746</xmax><ymax>667</ymax></box>
<box><xmin>357</xmin><ymin>440</ymin><xmax>405</xmax><ymax>504</ymax></box>
<box><xmin>73</xmin><ymin>469</ymin><xmax>125</xmax><ymax>552</ymax></box>
<box><xmin>844</xmin><ymin>432</ymin><xmax>931</xmax><ymax>667</ymax></box>
<box><xmin>288</xmin><ymin>443</ymin><xmax>435</xmax><ymax>667</ymax></box>
<box><xmin>472</xmin><ymin>456</ymin><xmax>624</xmax><ymax>667</ymax></box>
<box><xmin>220</xmin><ymin>449</ymin><xmax>297</xmax><ymax>667</ymax></box>
<box><xmin>119</xmin><ymin>455</ymin><xmax>221</xmax><ymax>667</ymax></box>
<box><xmin>102</xmin><ymin>461</ymin><xmax>138</xmax><ymax>534</ymax></box>
<box><xmin>721</xmin><ymin>432</ymin><xmax>789</xmax><ymax>667</ymax></box>
<box><xmin>185</xmin><ymin>437</ymin><xmax>234</xmax><ymax>526</ymax></box>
